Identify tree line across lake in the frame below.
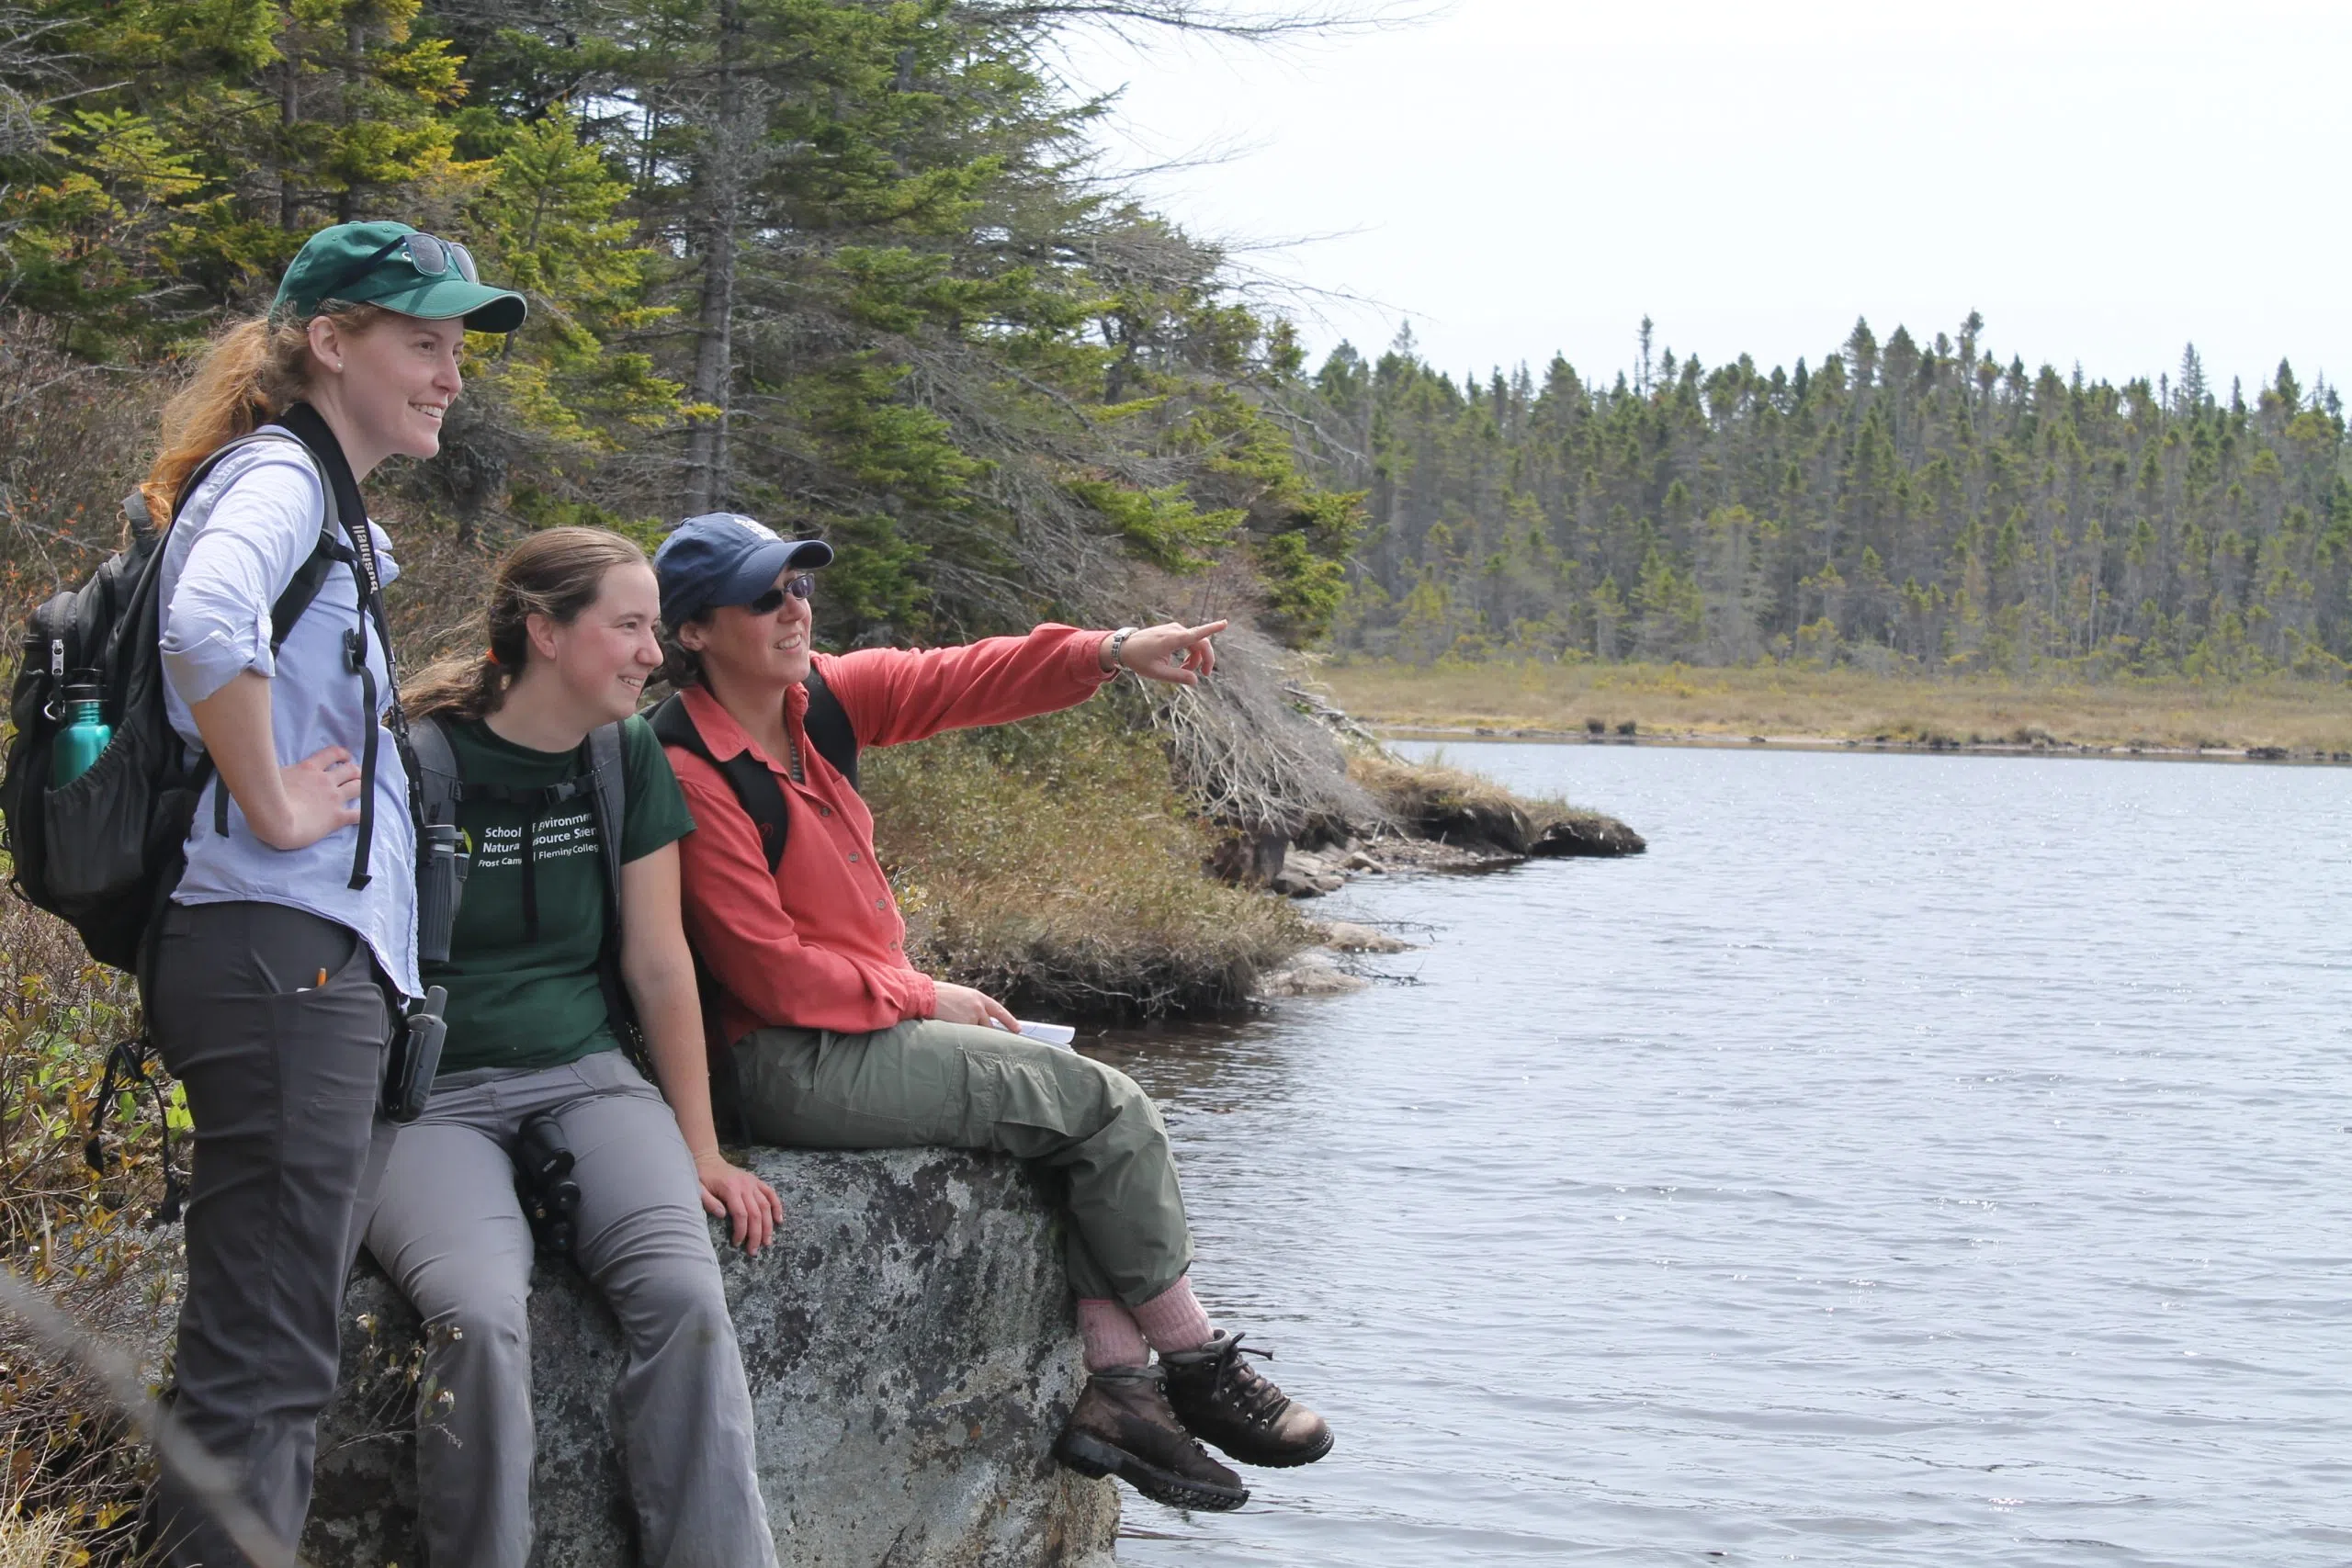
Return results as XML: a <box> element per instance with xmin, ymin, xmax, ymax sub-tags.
<box><xmin>1306</xmin><ymin>319</ymin><xmax>2352</xmax><ymax>682</ymax></box>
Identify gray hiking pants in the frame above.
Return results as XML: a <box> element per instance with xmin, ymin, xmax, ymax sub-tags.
<box><xmin>731</xmin><ymin>1019</ymin><xmax>1193</xmax><ymax>1304</ymax></box>
<box><xmin>147</xmin><ymin>900</ymin><xmax>399</xmax><ymax>1568</ymax></box>
<box><xmin>363</xmin><ymin>1050</ymin><xmax>776</xmax><ymax>1568</ymax></box>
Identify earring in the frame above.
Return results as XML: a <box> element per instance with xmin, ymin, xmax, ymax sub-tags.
<box><xmin>334</xmin><ymin>361</ymin><xmax>345</xmax><ymax>372</ymax></box>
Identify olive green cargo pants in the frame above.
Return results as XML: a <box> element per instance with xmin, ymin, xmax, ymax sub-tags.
<box><xmin>730</xmin><ymin>1020</ymin><xmax>1193</xmax><ymax>1304</ymax></box>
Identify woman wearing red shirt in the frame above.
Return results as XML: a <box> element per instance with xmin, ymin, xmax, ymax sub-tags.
<box><xmin>653</xmin><ymin>513</ymin><xmax>1333</xmax><ymax>1513</ymax></box>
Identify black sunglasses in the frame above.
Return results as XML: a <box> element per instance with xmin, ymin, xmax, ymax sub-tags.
<box><xmin>742</xmin><ymin>574</ymin><xmax>816</xmax><ymax>615</ymax></box>
<box><xmin>316</xmin><ymin>231</ymin><xmax>480</xmax><ymax>308</ymax></box>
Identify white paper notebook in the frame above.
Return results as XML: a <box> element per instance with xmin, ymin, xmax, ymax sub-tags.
<box><xmin>987</xmin><ymin>1019</ymin><xmax>1076</xmax><ymax>1047</ymax></box>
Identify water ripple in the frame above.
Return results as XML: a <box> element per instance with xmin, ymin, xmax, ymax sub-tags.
<box><xmin>1096</xmin><ymin>746</ymin><xmax>2352</xmax><ymax>1565</ymax></box>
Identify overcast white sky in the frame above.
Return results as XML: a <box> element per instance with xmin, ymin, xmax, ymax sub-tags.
<box><xmin>1057</xmin><ymin>0</ymin><xmax>2352</xmax><ymax>397</ymax></box>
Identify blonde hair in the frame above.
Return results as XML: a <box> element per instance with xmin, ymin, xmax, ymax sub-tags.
<box><xmin>403</xmin><ymin>528</ymin><xmax>650</xmax><ymax>725</ymax></box>
<box><xmin>140</xmin><ymin>303</ymin><xmax>395</xmax><ymax>525</ymax></box>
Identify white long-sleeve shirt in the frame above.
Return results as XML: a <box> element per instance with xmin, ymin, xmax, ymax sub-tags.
<box><xmin>157</xmin><ymin>431</ymin><xmax>419</xmax><ymax>996</ymax></box>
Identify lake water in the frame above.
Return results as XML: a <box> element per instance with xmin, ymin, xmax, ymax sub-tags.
<box><xmin>1088</xmin><ymin>742</ymin><xmax>2350</xmax><ymax>1566</ymax></box>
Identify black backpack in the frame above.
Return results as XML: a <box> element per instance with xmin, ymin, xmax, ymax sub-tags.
<box><xmin>1</xmin><ymin>431</ymin><xmax>366</xmax><ymax>1223</ymax></box>
<box><xmin>0</xmin><ymin>432</ymin><xmax>357</xmax><ymax>974</ymax></box>
<box><xmin>647</xmin><ymin>670</ymin><xmax>857</xmax><ymax>1130</ymax></box>
<box><xmin>645</xmin><ymin>665</ymin><xmax>858</xmax><ymax>872</ymax></box>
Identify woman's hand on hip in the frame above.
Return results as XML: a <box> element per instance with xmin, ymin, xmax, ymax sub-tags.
<box><xmin>930</xmin><ymin>982</ymin><xmax>1019</xmax><ymax>1032</ymax></box>
<box><xmin>695</xmin><ymin>1153</ymin><xmax>784</xmax><ymax>1254</ymax></box>
<box><xmin>249</xmin><ymin>746</ymin><xmax>364</xmax><ymax>851</ymax></box>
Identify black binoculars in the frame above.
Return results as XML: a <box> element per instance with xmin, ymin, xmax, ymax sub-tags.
<box><xmin>513</xmin><ymin>1112</ymin><xmax>582</xmax><ymax>1255</ymax></box>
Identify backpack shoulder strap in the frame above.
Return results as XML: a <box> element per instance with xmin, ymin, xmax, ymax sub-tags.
<box><xmin>801</xmin><ymin>664</ymin><xmax>859</xmax><ymax>791</ymax></box>
<box><xmin>200</xmin><ymin>434</ymin><xmax>345</xmax><ymax>839</ymax></box>
<box><xmin>168</xmin><ymin>431</ymin><xmax>345</xmax><ymax>657</ymax></box>
<box><xmin>408</xmin><ymin>716</ymin><xmax>461</xmax><ymax>827</ymax></box>
<box><xmin>585</xmin><ymin>721</ymin><xmax>628</xmax><ymax>925</ymax></box>
<box><xmin>649</xmin><ymin>691</ymin><xmax>790</xmax><ymax>873</ymax></box>
<box><xmin>170</xmin><ymin>431</ymin><xmax>309</xmax><ymax>522</ymax></box>
<box><xmin>581</xmin><ymin>721</ymin><xmax>645</xmax><ymax>1065</ymax></box>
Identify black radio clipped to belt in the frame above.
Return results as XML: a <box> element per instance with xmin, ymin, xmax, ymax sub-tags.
<box><xmin>381</xmin><ymin>984</ymin><xmax>447</xmax><ymax>1123</ymax></box>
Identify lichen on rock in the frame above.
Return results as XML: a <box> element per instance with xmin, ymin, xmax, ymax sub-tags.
<box><xmin>304</xmin><ymin>1146</ymin><xmax>1118</xmax><ymax>1567</ymax></box>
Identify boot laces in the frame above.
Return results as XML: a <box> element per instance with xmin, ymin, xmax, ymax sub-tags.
<box><xmin>1209</xmin><ymin>1335</ymin><xmax>1291</xmax><ymax>1427</ymax></box>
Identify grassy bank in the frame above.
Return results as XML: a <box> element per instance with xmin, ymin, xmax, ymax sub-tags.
<box><xmin>866</xmin><ymin>704</ymin><xmax>1312</xmax><ymax>1018</ymax></box>
<box><xmin>1346</xmin><ymin>750</ymin><xmax>1643</xmax><ymax>856</ymax></box>
<box><xmin>1317</xmin><ymin>660</ymin><xmax>2352</xmax><ymax>757</ymax></box>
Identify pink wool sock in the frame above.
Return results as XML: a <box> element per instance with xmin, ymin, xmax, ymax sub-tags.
<box><xmin>1076</xmin><ymin>1299</ymin><xmax>1149</xmax><ymax>1371</ymax></box>
<box><xmin>1131</xmin><ymin>1276</ymin><xmax>1216</xmax><ymax>1356</ymax></box>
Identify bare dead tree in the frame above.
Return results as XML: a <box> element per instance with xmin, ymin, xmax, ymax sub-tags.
<box><xmin>682</xmin><ymin>0</ymin><xmax>775</xmax><ymax>515</ymax></box>
<box><xmin>1146</xmin><ymin>624</ymin><xmax>1376</xmax><ymax>833</ymax></box>
<box><xmin>953</xmin><ymin>0</ymin><xmax>1434</xmax><ymax>44</ymax></box>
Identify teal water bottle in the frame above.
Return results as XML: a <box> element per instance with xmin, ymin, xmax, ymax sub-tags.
<box><xmin>51</xmin><ymin>679</ymin><xmax>111</xmax><ymax>787</ymax></box>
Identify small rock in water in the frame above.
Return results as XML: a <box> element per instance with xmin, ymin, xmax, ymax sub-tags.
<box><xmin>1258</xmin><ymin>950</ymin><xmax>1371</xmax><ymax>997</ymax></box>
<box><xmin>1529</xmin><ymin>818</ymin><xmax>1647</xmax><ymax>858</ymax></box>
<box><xmin>1314</xmin><ymin>919</ymin><xmax>1416</xmax><ymax>953</ymax></box>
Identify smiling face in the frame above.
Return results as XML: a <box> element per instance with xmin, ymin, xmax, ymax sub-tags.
<box><xmin>679</xmin><ymin>569</ymin><xmax>816</xmax><ymax>694</ymax></box>
<box><xmin>309</xmin><ymin>310</ymin><xmax>465</xmax><ymax>469</ymax></box>
<box><xmin>529</xmin><ymin>561</ymin><xmax>664</xmax><ymax>727</ymax></box>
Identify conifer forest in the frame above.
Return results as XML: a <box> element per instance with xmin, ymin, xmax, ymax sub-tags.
<box><xmin>0</xmin><ymin>0</ymin><xmax>2346</xmax><ymax>684</ymax></box>
<box><xmin>1311</xmin><ymin>321</ymin><xmax>2352</xmax><ymax>679</ymax></box>
<box><xmin>0</xmin><ymin>0</ymin><xmax>1360</xmax><ymax>649</ymax></box>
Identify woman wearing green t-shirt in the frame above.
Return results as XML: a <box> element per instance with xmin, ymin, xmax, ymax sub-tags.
<box><xmin>368</xmin><ymin>527</ymin><xmax>783</xmax><ymax>1568</ymax></box>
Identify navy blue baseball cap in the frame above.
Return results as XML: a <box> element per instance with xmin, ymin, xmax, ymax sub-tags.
<box><xmin>653</xmin><ymin>513</ymin><xmax>834</xmax><ymax>626</ymax></box>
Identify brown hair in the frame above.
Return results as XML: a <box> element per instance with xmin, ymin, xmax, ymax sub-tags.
<box><xmin>654</xmin><ymin>613</ymin><xmax>711</xmax><ymax>690</ymax></box>
<box><xmin>139</xmin><ymin>303</ymin><xmax>395</xmax><ymax>525</ymax></box>
<box><xmin>403</xmin><ymin>528</ymin><xmax>650</xmax><ymax>724</ymax></box>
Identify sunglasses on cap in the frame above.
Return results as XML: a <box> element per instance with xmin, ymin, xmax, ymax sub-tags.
<box><xmin>741</xmin><ymin>574</ymin><xmax>816</xmax><ymax>615</ymax></box>
<box><xmin>316</xmin><ymin>231</ymin><xmax>480</xmax><ymax>307</ymax></box>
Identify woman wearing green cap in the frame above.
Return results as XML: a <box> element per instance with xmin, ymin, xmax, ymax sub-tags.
<box><xmin>140</xmin><ymin>220</ymin><xmax>524</xmax><ymax>1567</ymax></box>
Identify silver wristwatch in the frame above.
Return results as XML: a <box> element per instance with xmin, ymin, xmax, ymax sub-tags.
<box><xmin>1104</xmin><ymin>626</ymin><xmax>1140</xmax><ymax>673</ymax></box>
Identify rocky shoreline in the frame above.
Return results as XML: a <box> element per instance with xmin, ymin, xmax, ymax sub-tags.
<box><xmin>1244</xmin><ymin>761</ymin><xmax>1648</xmax><ymax>998</ymax></box>
<box><xmin>306</xmin><ymin>1148</ymin><xmax>1117</xmax><ymax>1568</ymax></box>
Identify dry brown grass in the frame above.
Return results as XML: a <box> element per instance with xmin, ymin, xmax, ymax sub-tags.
<box><xmin>0</xmin><ymin>317</ymin><xmax>171</xmax><ymax>632</ymax></box>
<box><xmin>1348</xmin><ymin>749</ymin><xmax>1536</xmax><ymax>829</ymax></box>
<box><xmin>0</xmin><ymin>1487</ymin><xmax>74</xmax><ymax>1568</ymax></box>
<box><xmin>0</xmin><ymin>890</ymin><xmax>176</xmax><ymax>1566</ymax></box>
<box><xmin>865</xmin><ymin>705</ymin><xmax>1312</xmax><ymax>1018</ymax></box>
<box><xmin>1346</xmin><ymin>748</ymin><xmax>1630</xmax><ymax>855</ymax></box>
<box><xmin>1317</xmin><ymin>658</ymin><xmax>2352</xmax><ymax>754</ymax></box>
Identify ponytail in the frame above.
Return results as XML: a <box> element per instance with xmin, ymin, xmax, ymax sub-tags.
<box><xmin>404</xmin><ymin>528</ymin><xmax>650</xmax><ymax>725</ymax></box>
<box><xmin>140</xmin><ymin>303</ymin><xmax>394</xmax><ymax>525</ymax></box>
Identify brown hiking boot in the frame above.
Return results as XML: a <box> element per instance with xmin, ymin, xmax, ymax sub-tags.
<box><xmin>1054</xmin><ymin>1363</ymin><xmax>1250</xmax><ymax>1511</ymax></box>
<box><xmin>1160</xmin><ymin>1331</ymin><xmax>1334</xmax><ymax>1469</ymax></box>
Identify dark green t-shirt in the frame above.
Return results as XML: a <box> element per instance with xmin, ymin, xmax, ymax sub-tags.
<box><xmin>428</xmin><ymin>714</ymin><xmax>694</xmax><ymax>1075</ymax></box>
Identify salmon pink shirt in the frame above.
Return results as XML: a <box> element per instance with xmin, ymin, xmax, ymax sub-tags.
<box><xmin>668</xmin><ymin>624</ymin><xmax>1115</xmax><ymax>1040</ymax></box>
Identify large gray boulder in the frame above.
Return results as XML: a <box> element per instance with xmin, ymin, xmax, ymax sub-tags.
<box><xmin>302</xmin><ymin>1147</ymin><xmax>1119</xmax><ymax>1567</ymax></box>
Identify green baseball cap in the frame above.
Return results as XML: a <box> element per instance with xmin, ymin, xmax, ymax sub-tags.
<box><xmin>272</xmin><ymin>220</ymin><xmax>527</xmax><ymax>333</ymax></box>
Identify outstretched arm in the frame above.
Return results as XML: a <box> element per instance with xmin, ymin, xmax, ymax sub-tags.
<box><xmin>619</xmin><ymin>843</ymin><xmax>783</xmax><ymax>1253</ymax></box>
<box><xmin>823</xmin><ymin>617</ymin><xmax>1231</xmax><ymax>750</ymax></box>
